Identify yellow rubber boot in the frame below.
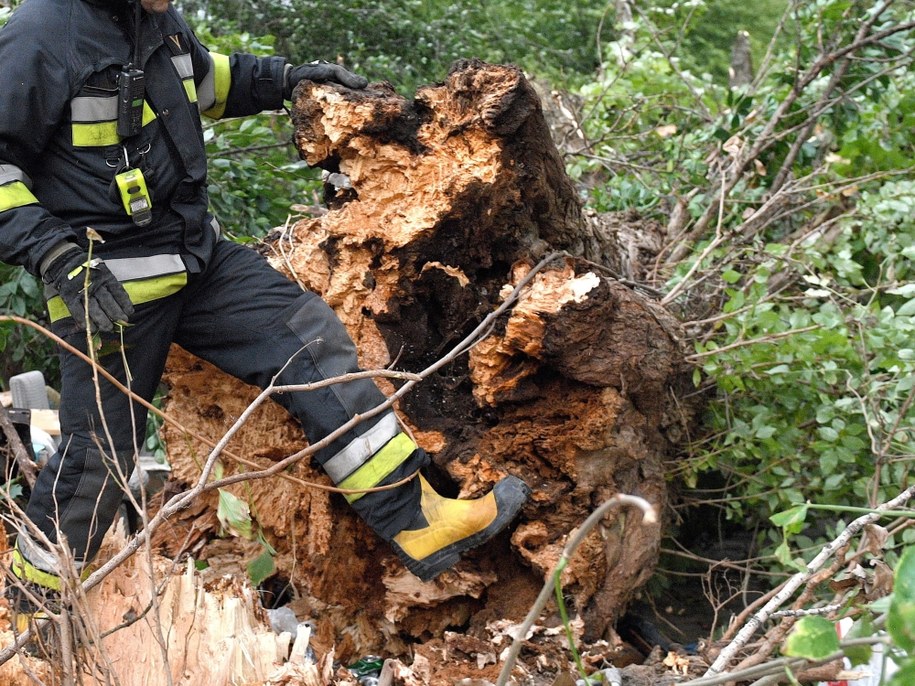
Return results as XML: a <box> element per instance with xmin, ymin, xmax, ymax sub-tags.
<box><xmin>391</xmin><ymin>473</ymin><xmax>530</xmax><ymax>581</ymax></box>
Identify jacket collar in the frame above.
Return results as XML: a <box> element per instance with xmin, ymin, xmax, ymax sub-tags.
<box><xmin>81</xmin><ymin>0</ymin><xmax>165</xmax><ymax>68</ymax></box>
<box><xmin>135</xmin><ymin>10</ymin><xmax>165</xmax><ymax>67</ymax></box>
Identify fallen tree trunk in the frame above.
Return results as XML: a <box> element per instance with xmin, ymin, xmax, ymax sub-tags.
<box><xmin>158</xmin><ymin>59</ymin><xmax>698</xmax><ymax>666</ymax></box>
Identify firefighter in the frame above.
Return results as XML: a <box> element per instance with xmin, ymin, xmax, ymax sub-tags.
<box><xmin>0</xmin><ymin>0</ymin><xmax>529</xmax><ymax>631</ymax></box>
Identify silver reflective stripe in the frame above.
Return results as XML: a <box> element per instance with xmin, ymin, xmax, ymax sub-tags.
<box><xmin>197</xmin><ymin>54</ymin><xmax>217</xmax><ymax>112</ymax></box>
<box><xmin>71</xmin><ymin>95</ymin><xmax>118</xmax><ymax>122</ymax></box>
<box><xmin>39</xmin><ymin>242</ymin><xmax>80</xmax><ymax>277</ymax></box>
<box><xmin>171</xmin><ymin>53</ymin><xmax>194</xmax><ymax>79</ymax></box>
<box><xmin>42</xmin><ymin>253</ymin><xmax>186</xmax><ymax>298</ymax></box>
<box><xmin>106</xmin><ymin>254</ymin><xmax>186</xmax><ymax>281</ymax></box>
<box><xmin>209</xmin><ymin>216</ymin><xmax>221</xmax><ymax>236</ymax></box>
<box><xmin>16</xmin><ymin>530</ymin><xmax>74</xmax><ymax>574</ymax></box>
<box><xmin>0</xmin><ymin>163</ymin><xmax>31</xmax><ymax>188</ymax></box>
<box><xmin>322</xmin><ymin>412</ymin><xmax>401</xmax><ymax>484</ymax></box>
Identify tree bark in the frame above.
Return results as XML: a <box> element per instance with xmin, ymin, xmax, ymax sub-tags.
<box><xmin>729</xmin><ymin>30</ymin><xmax>754</xmax><ymax>88</ymax></box>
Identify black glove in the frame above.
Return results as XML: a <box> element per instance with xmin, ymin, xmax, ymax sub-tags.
<box><xmin>284</xmin><ymin>60</ymin><xmax>368</xmax><ymax>99</ymax></box>
<box><xmin>42</xmin><ymin>248</ymin><xmax>134</xmax><ymax>333</ymax></box>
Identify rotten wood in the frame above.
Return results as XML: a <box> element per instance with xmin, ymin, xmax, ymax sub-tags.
<box><xmin>1</xmin><ymin>526</ymin><xmax>311</xmax><ymax>686</ymax></box>
<box><xmin>156</xmin><ymin>59</ymin><xmax>698</xmax><ymax>666</ymax></box>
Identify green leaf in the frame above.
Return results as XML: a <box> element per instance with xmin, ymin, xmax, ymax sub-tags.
<box><xmin>869</xmin><ymin>595</ymin><xmax>893</xmax><ymax>614</ymax></box>
<box><xmin>722</xmin><ymin>269</ymin><xmax>742</xmax><ymax>284</ymax></box>
<box><xmin>888</xmin><ymin>547</ymin><xmax>915</xmax><ymax>652</ymax></box>
<box><xmin>821</xmin><ymin>0</ymin><xmax>852</xmax><ymax>22</ymax></box>
<box><xmin>782</xmin><ymin>616</ymin><xmax>840</xmax><ymax>660</ymax></box>
<box><xmin>217</xmin><ymin>488</ymin><xmax>254</xmax><ymax>540</ymax></box>
<box><xmin>817</xmin><ymin>426</ymin><xmax>840</xmax><ymax>442</ymax></box>
<box><xmin>247</xmin><ymin>549</ymin><xmax>276</xmax><ymax>587</ymax></box>
<box><xmin>888</xmin><ymin>284</ymin><xmax>915</xmax><ymax>297</ymax></box>
<box><xmin>775</xmin><ymin>539</ymin><xmax>793</xmax><ymax>567</ymax></box>
<box><xmin>770</xmin><ymin>504</ymin><xmax>809</xmax><ymax>534</ymax></box>
<box><xmin>755</xmin><ymin>425</ymin><xmax>777</xmax><ymax>439</ymax></box>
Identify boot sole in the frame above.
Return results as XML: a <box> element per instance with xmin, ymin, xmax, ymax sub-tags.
<box><xmin>391</xmin><ymin>475</ymin><xmax>531</xmax><ymax>582</ymax></box>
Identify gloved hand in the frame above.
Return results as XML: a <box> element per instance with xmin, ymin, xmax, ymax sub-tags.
<box><xmin>41</xmin><ymin>247</ymin><xmax>134</xmax><ymax>333</ymax></box>
<box><xmin>284</xmin><ymin>60</ymin><xmax>368</xmax><ymax>99</ymax></box>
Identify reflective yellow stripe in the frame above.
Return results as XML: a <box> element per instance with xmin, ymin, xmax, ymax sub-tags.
<box><xmin>183</xmin><ymin>77</ymin><xmax>198</xmax><ymax>103</ymax></box>
<box><xmin>47</xmin><ymin>272</ymin><xmax>189</xmax><ymax>322</ymax></box>
<box><xmin>339</xmin><ymin>432</ymin><xmax>416</xmax><ymax>503</ymax></box>
<box><xmin>12</xmin><ymin>549</ymin><xmax>62</xmax><ymax>592</ymax></box>
<box><xmin>12</xmin><ymin>547</ymin><xmax>91</xmax><ymax>591</ymax></box>
<box><xmin>0</xmin><ymin>181</ymin><xmax>38</xmax><ymax>211</ymax></box>
<box><xmin>72</xmin><ymin>120</ymin><xmax>119</xmax><ymax>147</ymax></box>
<box><xmin>47</xmin><ymin>295</ymin><xmax>69</xmax><ymax>322</ymax></box>
<box><xmin>202</xmin><ymin>52</ymin><xmax>231</xmax><ymax>119</ymax></box>
<box><xmin>125</xmin><ymin>271</ymin><xmax>187</xmax><ymax>303</ymax></box>
<box><xmin>142</xmin><ymin>101</ymin><xmax>156</xmax><ymax>126</ymax></box>
<box><xmin>72</xmin><ymin>103</ymin><xmax>157</xmax><ymax>147</ymax></box>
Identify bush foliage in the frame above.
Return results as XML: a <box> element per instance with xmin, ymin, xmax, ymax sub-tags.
<box><xmin>539</xmin><ymin>1</ymin><xmax>914</xmax><ymax>574</ymax></box>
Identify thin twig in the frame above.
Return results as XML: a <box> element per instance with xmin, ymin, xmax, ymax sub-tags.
<box><xmin>770</xmin><ymin>604</ymin><xmax>842</xmax><ymax>619</ymax></box>
<box><xmin>703</xmin><ymin>484</ymin><xmax>915</xmax><ymax>676</ymax></box>
<box><xmin>682</xmin><ymin>636</ymin><xmax>885</xmax><ymax>686</ymax></box>
<box><xmin>665</xmin><ymin>9</ymin><xmax>915</xmax><ymax>266</ymax></box>
<box><xmin>661</xmin><ymin>168</ymin><xmax>728</xmax><ymax>306</ymax></box>
<box><xmin>685</xmin><ymin>326</ymin><xmax>820</xmax><ymax>362</ymax></box>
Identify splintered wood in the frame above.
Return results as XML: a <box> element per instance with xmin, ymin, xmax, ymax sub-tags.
<box><xmin>0</xmin><ymin>531</ymin><xmax>313</xmax><ymax>686</ymax></box>
<box><xmin>150</xmin><ymin>58</ymin><xmax>698</xmax><ymax>674</ymax></box>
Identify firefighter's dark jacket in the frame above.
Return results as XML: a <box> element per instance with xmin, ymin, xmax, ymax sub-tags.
<box><xmin>0</xmin><ymin>0</ymin><xmax>288</xmax><ymax>292</ymax></box>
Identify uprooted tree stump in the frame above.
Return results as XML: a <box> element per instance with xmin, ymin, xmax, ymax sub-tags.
<box><xmin>157</xmin><ymin>59</ymin><xmax>698</xmax><ymax>668</ymax></box>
